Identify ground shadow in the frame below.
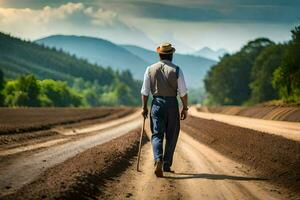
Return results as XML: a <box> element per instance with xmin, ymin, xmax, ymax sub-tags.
<box><xmin>164</xmin><ymin>172</ymin><xmax>268</xmax><ymax>181</ymax></box>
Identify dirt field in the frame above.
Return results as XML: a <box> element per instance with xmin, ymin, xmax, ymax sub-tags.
<box><xmin>1</xmin><ymin>108</ymin><xmax>299</xmax><ymax>200</ymax></box>
<box><xmin>0</xmin><ymin>108</ymin><xmax>135</xmax><ymax>145</ymax></box>
<box><xmin>100</xmin><ymin>121</ymin><xmax>298</xmax><ymax>200</ymax></box>
<box><xmin>197</xmin><ymin>105</ymin><xmax>300</xmax><ymax>122</ymax></box>
<box><xmin>0</xmin><ymin>110</ymin><xmax>141</xmax><ymax>197</ymax></box>
<box><xmin>181</xmin><ymin>116</ymin><xmax>300</xmax><ymax>197</ymax></box>
<box><xmin>2</xmin><ymin>128</ymin><xmax>147</xmax><ymax>200</ymax></box>
<box><xmin>0</xmin><ymin>107</ymin><xmax>134</xmax><ymax>135</ymax></box>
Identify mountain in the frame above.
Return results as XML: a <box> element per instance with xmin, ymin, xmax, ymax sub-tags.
<box><xmin>37</xmin><ymin>35</ymin><xmax>216</xmax><ymax>87</ymax></box>
<box><xmin>194</xmin><ymin>47</ymin><xmax>228</xmax><ymax>61</ymax></box>
<box><xmin>122</xmin><ymin>45</ymin><xmax>216</xmax><ymax>87</ymax></box>
<box><xmin>36</xmin><ymin>35</ymin><xmax>149</xmax><ymax>79</ymax></box>
<box><xmin>0</xmin><ymin>32</ymin><xmax>120</xmax><ymax>85</ymax></box>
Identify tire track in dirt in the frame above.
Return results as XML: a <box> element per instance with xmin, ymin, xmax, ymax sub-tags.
<box><xmin>0</xmin><ymin>111</ymin><xmax>141</xmax><ymax>156</ymax></box>
<box><xmin>100</xmin><ymin>124</ymin><xmax>285</xmax><ymax>200</ymax></box>
<box><xmin>171</xmin><ymin>132</ymin><xmax>281</xmax><ymax>200</ymax></box>
<box><xmin>189</xmin><ymin>107</ymin><xmax>300</xmax><ymax>142</ymax></box>
<box><xmin>101</xmin><ymin>141</ymin><xmax>184</xmax><ymax>200</ymax></box>
<box><xmin>0</xmin><ymin>112</ymin><xmax>142</xmax><ymax>196</ymax></box>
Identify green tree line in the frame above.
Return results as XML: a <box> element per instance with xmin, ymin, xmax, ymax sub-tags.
<box><xmin>0</xmin><ymin>72</ymin><xmax>141</xmax><ymax>107</ymax></box>
<box><xmin>204</xmin><ymin>26</ymin><xmax>300</xmax><ymax>105</ymax></box>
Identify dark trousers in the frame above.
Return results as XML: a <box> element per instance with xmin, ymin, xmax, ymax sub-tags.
<box><xmin>150</xmin><ymin>96</ymin><xmax>180</xmax><ymax>169</ymax></box>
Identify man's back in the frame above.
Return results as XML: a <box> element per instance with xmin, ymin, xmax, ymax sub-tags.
<box><xmin>148</xmin><ymin>60</ymin><xmax>179</xmax><ymax>97</ymax></box>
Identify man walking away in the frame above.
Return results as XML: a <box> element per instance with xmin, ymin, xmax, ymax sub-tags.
<box><xmin>141</xmin><ymin>43</ymin><xmax>188</xmax><ymax>177</ymax></box>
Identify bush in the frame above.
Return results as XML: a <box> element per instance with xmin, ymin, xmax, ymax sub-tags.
<box><xmin>4</xmin><ymin>74</ymin><xmax>40</xmax><ymax>107</ymax></box>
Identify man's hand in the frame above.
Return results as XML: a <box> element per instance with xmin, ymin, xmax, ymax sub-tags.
<box><xmin>180</xmin><ymin>94</ymin><xmax>188</xmax><ymax>120</ymax></box>
<box><xmin>141</xmin><ymin>95</ymin><xmax>149</xmax><ymax>119</ymax></box>
<box><xmin>142</xmin><ymin>107</ymin><xmax>148</xmax><ymax>119</ymax></box>
<box><xmin>180</xmin><ymin>108</ymin><xmax>188</xmax><ymax>120</ymax></box>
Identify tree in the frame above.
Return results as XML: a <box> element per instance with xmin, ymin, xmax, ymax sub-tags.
<box><xmin>82</xmin><ymin>89</ymin><xmax>101</xmax><ymax>107</ymax></box>
<box><xmin>272</xmin><ymin>26</ymin><xmax>300</xmax><ymax>103</ymax></box>
<box><xmin>117</xmin><ymin>70</ymin><xmax>141</xmax><ymax>105</ymax></box>
<box><xmin>39</xmin><ymin>79</ymin><xmax>82</xmax><ymax>107</ymax></box>
<box><xmin>114</xmin><ymin>82</ymin><xmax>135</xmax><ymax>106</ymax></box>
<box><xmin>4</xmin><ymin>74</ymin><xmax>40</xmax><ymax>107</ymax></box>
<box><xmin>204</xmin><ymin>53</ymin><xmax>252</xmax><ymax>105</ymax></box>
<box><xmin>241</xmin><ymin>38</ymin><xmax>274</xmax><ymax>60</ymax></box>
<box><xmin>249</xmin><ymin>44</ymin><xmax>285</xmax><ymax>103</ymax></box>
<box><xmin>204</xmin><ymin>38</ymin><xmax>274</xmax><ymax>105</ymax></box>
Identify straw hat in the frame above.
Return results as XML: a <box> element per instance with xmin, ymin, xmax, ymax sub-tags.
<box><xmin>156</xmin><ymin>43</ymin><xmax>176</xmax><ymax>54</ymax></box>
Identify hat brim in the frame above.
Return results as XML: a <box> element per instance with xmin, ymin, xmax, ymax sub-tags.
<box><xmin>156</xmin><ymin>47</ymin><xmax>176</xmax><ymax>54</ymax></box>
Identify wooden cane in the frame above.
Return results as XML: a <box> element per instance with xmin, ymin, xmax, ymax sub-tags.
<box><xmin>137</xmin><ymin>117</ymin><xmax>146</xmax><ymax>171</ymax></box>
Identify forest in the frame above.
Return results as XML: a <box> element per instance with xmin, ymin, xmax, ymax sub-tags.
<box><xmin>204</xmin><ymin>26</ymin><xmax>300</xmax><ymax>105</ymax></box>
<box><xmin>0</xmin><ymin>72</ymin><xmax>141</xmax><ymax>107</ymax></box>
<box><xmin>0</xmin><ymin>32</ymin><xmax>141</xmax><ymax>107</ymax></box>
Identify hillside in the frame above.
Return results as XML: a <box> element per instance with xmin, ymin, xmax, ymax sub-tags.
<box><xmin>0</xmin><ymin>33</ymin><xmax>116</xmax><ymax>85</ymax></box>
<box><xmin>36</xmin><ymin>35</ymin><xmax>149</xmax><ymax>79</ymax></box>
<box><xmin>122</xmin><ymin>45</ymin><xmax>216</xmax><ymax>87</ymax></box>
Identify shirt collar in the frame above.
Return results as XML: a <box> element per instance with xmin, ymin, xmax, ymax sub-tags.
<box><xmin>160</xmin><ymin>59</ymin><xmax>172</xmax><ymax>64</ymax></box>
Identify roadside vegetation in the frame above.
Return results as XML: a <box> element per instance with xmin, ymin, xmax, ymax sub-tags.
<box><xmin>0</xmin><ymin>72</ymin><xmax>141</xmax><ymax>107</ymax></box>
<box><xmin>204</xmin><ymin>26</ymin><xmax>300</xmax><ymax>105</ymax></box>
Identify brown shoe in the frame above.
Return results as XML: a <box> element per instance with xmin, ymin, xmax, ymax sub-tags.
<box><xmin>154</xmin><ymin>161</ymin><xmax>163</xmax><ymax>177</ymax></box>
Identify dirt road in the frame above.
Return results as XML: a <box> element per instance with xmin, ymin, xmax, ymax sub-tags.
<box><xmin>1</xmin><ymin>109</ymin><xmax>298</xmax><ymax>199</ymax></box>
<box><xmin>0</xmin><ymin>111</ymin><xmax>142</xmax><ymax>196</ymax></box>
<box><xmin>102</xmin><ymin>129</ymin><xmax>283</xmax><ymax>200</ymax></box>
<box><xmin>189</xmin><ymin>107</ymin><xmax>300</xmax><ymax>142</ymax></box>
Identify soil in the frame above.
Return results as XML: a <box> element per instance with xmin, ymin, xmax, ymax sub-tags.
<box><xmin>0</xmin><ymin>107</ymin><xmax>134</xmax><ymax>135</ymax></box>
<box><xmin>99</xmin><ymin>123</ymin><xmax>290</xmax><ymax>200</ymax></box>
<box><xmin>1</xmin><ymin>108</ymin><xmax>299</xmax><ymax>200</ymax></box>
<box><xmin>181</xmin><ymin>115</ymin><xmax>300</xmax><ymax>196</ymax></box>
<box><xmin>0</xmin><ymin>108</ymin><xmax>135</xmax><ymax>145</ymax></box>
<box><xmin>0</xmin><ymin>111</ymin><xmax>142</xmax><ymax>195</ymax></box>
<box><xmin>2</xmin><ymin>128</ymin><xmax>148</xmax><ymax>200</ymax></box>
<box><xmin>197</xmin><ymin>105</ymin><xmax>300</xmax><ymax>122</ymax></box>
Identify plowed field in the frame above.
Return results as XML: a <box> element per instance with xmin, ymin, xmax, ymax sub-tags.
<box><xmin>0</xmin><ymin>108</ymin><xmax>299</xmax><ymax>200</ymax></box>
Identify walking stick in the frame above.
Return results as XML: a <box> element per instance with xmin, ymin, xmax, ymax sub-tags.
<box><xmin>137</xmin><ymin>117</ymin><xmax>146</xmax><ymax>171</ymax></box>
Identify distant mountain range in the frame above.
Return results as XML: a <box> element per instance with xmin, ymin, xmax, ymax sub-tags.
<box><xmin>36</xmin><ymin>35</ymin><xmax>147</xmax><ymax>78</ymax></box>
<box><xmin>36</xmin><ymin>35</ymin><xmax>216</xmax><ymax>87</ymax></box>
<box><xmin>193</xmin><ymin>47</ymin><xmax>228</xmax><ymax>61</ymax></box>
<box><xmin>122</xmin><ymin>45</ymin><xmax>216</xmax><ymax>87</ymax></box>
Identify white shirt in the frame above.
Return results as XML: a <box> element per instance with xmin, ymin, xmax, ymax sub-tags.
<box><xmin>141</xmin><ymin>61</ymin><xmax>188</xmax><ymax>97</ymax></box>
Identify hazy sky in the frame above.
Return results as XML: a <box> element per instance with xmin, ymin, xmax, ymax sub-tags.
<box><xmin>0</xmin><ymin>0</ymin><xmax>299</xmax><ymax>53</ymax></box>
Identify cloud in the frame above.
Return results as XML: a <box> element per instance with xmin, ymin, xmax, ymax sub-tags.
<box><xmin>0</xmin><ymin>2</ymin><xmax>155</xmax><ymax>48</ymax></box>
<box><xmin>2</xmin><ymin>0</ymin><xmax>299</xmax><ymax>23</ymax></box>
<box><xmin>103</xmin><ymin>1</ymin><xmax>300</xmax><ymax>23</ymax></box>
<box><xmin>0</xmin><ymin>2</ymin><xmax>127</xmax><ymax>30</ymax></box>
<box><xmin>0</xmin><ymin>1</ymin><xmax>297</xmax><ymax>52</ymax></box>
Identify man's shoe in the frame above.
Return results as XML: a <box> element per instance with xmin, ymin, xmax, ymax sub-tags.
<box><xmin>163</xmin><ymin>167</ymin><xmax>174</xmax><ymax>173</ymax></box>
<box><xmin>154</xmin><ymin>161</ymin><xmax>163</xmax><ymax>177</ymax></box>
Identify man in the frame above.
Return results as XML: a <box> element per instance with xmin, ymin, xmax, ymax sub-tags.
<box><xmin>141</xmin><ymin>42</ymin><xmax>188</xmax><ymax>177</ymax></box>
